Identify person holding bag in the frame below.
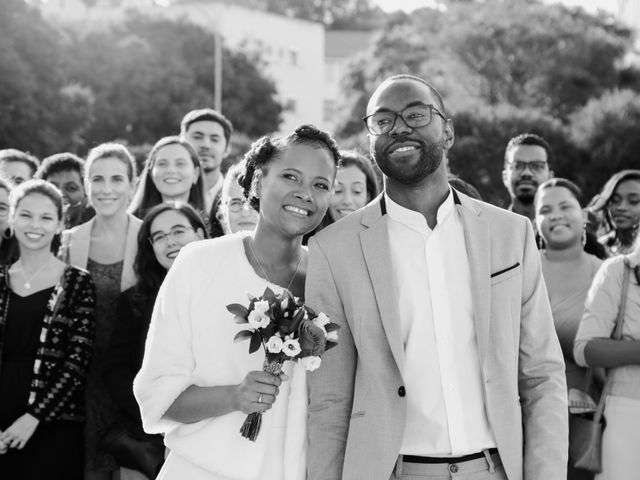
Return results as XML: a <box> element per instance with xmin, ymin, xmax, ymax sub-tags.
<box><xmin>535</xmin><ymin>178</ymin><xmax>603</xmax><ymax>480</ymax></box>
<box><xmin>574</xmin><ymin>239</ymin><xmax>640</xmax><ymax>479</ymax></box>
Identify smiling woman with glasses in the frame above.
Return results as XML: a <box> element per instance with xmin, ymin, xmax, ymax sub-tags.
<box><xmin>103</xmin><ymin>202</ymin><xmax>206</xmax><ymax>480</ymax></box>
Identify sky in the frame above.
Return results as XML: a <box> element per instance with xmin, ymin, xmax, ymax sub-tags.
<box><xmin>373</xmin><ymin>0</ymin><xmax>618</xmax><ymax>15</ymax></box>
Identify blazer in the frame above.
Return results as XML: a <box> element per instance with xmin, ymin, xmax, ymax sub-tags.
<box><xmin>0</xmin><ymin>265</ymin><xmax>96</xmax><ymax>422</ymax></box>
<box><xmin>306</xmin><ymin>191</ymin><xmax>568</xmax><ymax>480</ymax></box>
<box><xmin>59</xmin><ymin>214</ymin><xmax>142</xmax><ymax>291</ymax></box>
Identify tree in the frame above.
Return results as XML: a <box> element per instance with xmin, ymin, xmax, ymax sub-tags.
<box><xmin>247</xmin><ymin>0</ymin><xmax>385</xmax><ymax>29</ymax></box>
<box><xmin>569</xmin><ymin>89</ymin><xmax>640</xmax><ymax>201</ymax></box>
<box><xmin>64</xmin><ymin>14</ymin><xmax>283</xmax><ymax>148</ymax></box>
<box><xmin>449</xmin><ymin>104</ymin><xmax>584</xmax><ymax>207</ymax></box>
<box><xmin>336</xmin><ymin>0</ymin><xmax>638</xmax><ymax>137</ymax></box>
<box><xmin>0</xmin><ymin>0</ymin><xmax>92</xmax><ymax>156</ymax></box>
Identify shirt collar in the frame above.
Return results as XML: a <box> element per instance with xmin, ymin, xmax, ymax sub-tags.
<box><xmin>385</xmin><ymin>188</ymin><xmax>455</xmax><ymax>231</ymax></box>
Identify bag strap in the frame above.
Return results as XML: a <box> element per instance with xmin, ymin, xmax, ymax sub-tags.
<box><xmin>592</xmin><ymin>257</ymin><xmax>631</xmax><ymax>422</ymax></box>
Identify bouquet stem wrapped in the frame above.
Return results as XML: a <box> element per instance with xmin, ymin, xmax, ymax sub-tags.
<box><xmin>228</xmin><ymin>287</ymin><xmax>339</xmax><ymax>442</ymax></box>
<box><xmin>239</xmin><ymin>356</ymin><xmax>284</xmax><ymax>441</ymax></box>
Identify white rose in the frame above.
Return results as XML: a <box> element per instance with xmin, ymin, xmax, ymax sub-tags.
<box><xmin>253</xmin><ymin>300</ymin><xmax>270</xmax><ymax>314</ymax></box>
<box><xmin>315</xmin><ymin>312</ymin><xmax>331</xmax><ymax>327</ymax></box>
<box><xmin>248</xmin><ymin>310</ymin><xmax>270</xmax><ymax>329</ymax></box>
<box><xmin>312</xmin><ymin>318</ymin><xmax>328</xmax><ymax>335</ymax></box>
<box><xmin>300</xmin><ymin>356</ymin><xmax>322</xmax><ymax>371</ymax></box>
<box><xmin>326</xmin><ymin>330</ymin><xmax>338</xmax><ymax>342</ymax></box>
<box><xmin>282</xmin><ymin>338</ymin><xmax>302</xmax><ymax>357</ymax></box>
<box><xmin>266</xmin><ymin>335</ymin><xmax>284</xmax><ymax>354</ymax></box>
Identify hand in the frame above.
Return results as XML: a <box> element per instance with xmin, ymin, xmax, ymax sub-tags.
<box><xmin>233</xmin><ymin>370</ymin><xmax>288</xmax><ymax>415</ymax></box>
<box><xmin>0</xmin><ymin>414</ymin><xmax>39</xmax><ymax>450</ymax></box>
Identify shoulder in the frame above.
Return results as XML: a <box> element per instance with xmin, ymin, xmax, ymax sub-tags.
<box><xmin>172</xmin><ymin>233</ymin><xmax>245</xmax><ymax>274</ymax></box>
<box><xmin>462</xmin><ymin>194</ymin><xmax>529</xmax><ymax>227</ymax></box>
<box><xmin>585</xmin><ymin>252</ymin><xmax>604</xmax><ymax>271</ymax></box>
<box><xmin>64</xmin><ymin>218</ymin><xmax>93</xmax><ymax>238</ymax></box>
<box><xmin>593</xmin><ymin>255</ymin><xmax>629</xmax><ymax>286</ymax></box>
<box><xmin>63</xmin><ymin>265</ymin><xmax>95</xmax><ymax>291</ymax></box>
<box><xmin>128</xmin><ymin>213</ymin><xmax>143</xmax><ymax>230</ymax></box>
<box><xmin>312</xmin><ymin>201</ymin><xmax>375</xmax><ymax>246</ymax></box>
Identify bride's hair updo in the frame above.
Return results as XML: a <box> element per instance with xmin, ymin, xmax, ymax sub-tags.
<box><xmin>238</xmin><ymin>124</ymin><xmax>341</xmax><ymax>211</ymax></box>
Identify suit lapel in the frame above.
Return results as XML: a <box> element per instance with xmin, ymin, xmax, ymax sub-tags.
<box><xmin>360</xmin><ymin>197</ymin><xmax>404</xmax><ymax>373</ymax></box>
<box><xmin>457</xmin><ymin>198</ymin><xmax>491</xmax><ymax>365</ymax></box>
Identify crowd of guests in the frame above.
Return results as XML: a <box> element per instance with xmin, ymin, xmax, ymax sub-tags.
<box><xmin>0</xmin><ymin>102</ymin><xmax>637</xmax><ymax>480</ymax></box>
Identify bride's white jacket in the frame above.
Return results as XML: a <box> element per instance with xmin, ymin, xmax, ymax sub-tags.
<box><xmin>134</xmin><ymin>233</ymin><xmax>307</xmax><ymax>480</ymax></box>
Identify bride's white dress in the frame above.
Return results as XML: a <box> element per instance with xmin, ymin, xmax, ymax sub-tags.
<box><xmin>134</xmin><ymin>233</ymin><xmax>307</xmax><ymax>480</ymax></box>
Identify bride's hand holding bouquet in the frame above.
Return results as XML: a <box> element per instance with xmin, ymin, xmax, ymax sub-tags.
<box><xmin>227</xmin><ymin>287</ymin><xmax>338</xmax><ymax>441</ymax></box>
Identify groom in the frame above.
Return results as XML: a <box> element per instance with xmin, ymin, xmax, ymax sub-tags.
<box><xmin>306</xmin><ymin>74</ymin><xmax>568</xmax><ymax>480</ymax></box>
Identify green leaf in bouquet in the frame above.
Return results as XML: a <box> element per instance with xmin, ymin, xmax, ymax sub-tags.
<box><xmin>325</xmin><ymin>323</ymin><xmax>341</xmax><ymax>333</ymax></box>
<box><xmin>325</xmin><ymin>340</ymin><xmax>339</xmax><ymax>351</ymax></box>
<box><xmin>261</xmin><ymin>323</ymin><xmax>277</xmax><ymax>340</ymax></box>
<box><xmin>305</xmin><ymin>306</ymin><xmax>317</xmax><ymax>317</ymax></box>
<box><xmin>234</xmin><ymin>330</ymin><xmax>254</xmax><ymax>343</ymax></box>
<box><xmin>249</xmin><ymin>331</ymin><xmax>263</xmax><ymax>354</ymax></box>
<box><xmin>227</xmin><ymin>304</ymin><xmax>249</xmax><ymax>320</ymax></box>
<box><xmin>262</xmin><ymin>287</ymin><xmax>277</xmax><ymax>304</ymax></box>
<box><xmin>289</xmin><ymin>307</ymin><xmax>306</xmax><ymax>331</ymax></box>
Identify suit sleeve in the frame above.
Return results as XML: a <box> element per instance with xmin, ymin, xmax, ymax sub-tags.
<box><xmin>306</xmin><ymin>236</ymin><xmax>356</xmax><ymax>480</ymax></box>
<box><xmin>518</xmin><ymin>219</ymin><xmax>568</xmax><ymax>480</ymax></box>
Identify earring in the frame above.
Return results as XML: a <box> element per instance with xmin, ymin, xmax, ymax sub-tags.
<box><xmin>582</xmin><ymin>225</ymin><xmax>587</xmax><ymax>248</ymax></box>
<box><xmin>2</xmin><ymin>227</ymin><xmax>13</xmax><ymax>240</ymax></box>
<box><xmin>537</xmin><ymin>233</ymin><xmax>545</xmax><ymax>250</ymax></box>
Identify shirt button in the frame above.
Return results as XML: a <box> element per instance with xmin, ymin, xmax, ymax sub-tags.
<box><xmin>398</xmin><ymin>386</ymin><xmax>406</xmax><ymax>397</ymax></box>
<box><xmin>449</xmin><ymin>464</ymin><xmax>459</xmax><ymax>473</ymax></box>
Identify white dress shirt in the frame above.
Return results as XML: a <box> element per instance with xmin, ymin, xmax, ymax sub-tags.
<box><xmin>386</xmin><ymin>190</ymin><xmax>496</xmax><ymax>456</ymax></box>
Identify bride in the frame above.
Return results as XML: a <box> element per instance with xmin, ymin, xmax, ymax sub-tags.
<box><xmin>134</xmin><ymin>125</ymin><xmax>341</xmax><ymax>480</ymax></box>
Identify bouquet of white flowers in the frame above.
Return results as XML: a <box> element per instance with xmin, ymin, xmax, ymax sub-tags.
<box><xmin>227</xmin><ymin>287</ymin><xmax>338</xmax><ymax>441</ymax></box>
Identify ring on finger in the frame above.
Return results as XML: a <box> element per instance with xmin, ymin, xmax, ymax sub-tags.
<box><xmin>258</xmin><ymin>394</ymin><xmax>263</xmax><ymax>404</ymax></box>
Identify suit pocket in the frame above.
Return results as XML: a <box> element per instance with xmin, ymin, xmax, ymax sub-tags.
<box><xmin>490</xmin><ymin>262</ymin><xmax>521</xmax><ymax>285</ymax></box>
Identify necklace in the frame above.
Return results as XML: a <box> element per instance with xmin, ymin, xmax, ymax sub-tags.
<box><xmin>18</xmin><ymin>256</ymin><xmax>55</xmax><ymax>289</ymax></box>
<box><xmin>248</xmin><ymin>237</ymin><xmax>302</xmax><ymax>292</ymax></box>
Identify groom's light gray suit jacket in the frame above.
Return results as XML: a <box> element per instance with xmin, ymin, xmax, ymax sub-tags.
<box><xmin>306</xmin><ymin>191</ymin><xmax>568</xmax><ymax>480</ymax></box>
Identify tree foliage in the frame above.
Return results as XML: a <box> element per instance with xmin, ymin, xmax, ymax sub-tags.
<box><xmin>336</xmin><ymin>0</ymin><xmax>640</xmax><ymax>202</ymax></box>
<box><xmin>230</xmin><ymin>0</ymin><xmax>385</xmax><ymax>29</ymax></box>
<box><xmin>0</xmin><ymin>2</ymin><xmax>282</xmax><ymax>157</ymax></box>
<box><xmin>569</xmin><ymin>89</ymin><xmax>640</xmax><ymax>200</ymax></box>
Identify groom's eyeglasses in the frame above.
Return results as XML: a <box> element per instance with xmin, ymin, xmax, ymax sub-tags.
<box><xmin>363</xmin><ymin>103</ymin><xmax>446</xmax><ymax>136</ymax></box>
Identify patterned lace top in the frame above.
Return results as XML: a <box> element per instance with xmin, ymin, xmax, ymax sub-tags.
<box><xmin>0</xmin><ymin>265</ymin><xmax>96</xmax><ymax>422</ymax></box>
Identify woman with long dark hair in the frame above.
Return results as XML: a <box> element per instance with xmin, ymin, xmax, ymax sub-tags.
<box><xmin>589</xmin><ymin>170</ymin><xmax>640</xmax><ymax>256</ymax></box>
<box><xmin>129</xmin><ymin>137</ymin><xmax>207</xmax><ymax>225</ymax></box>
<box><xmin>103</xmin><ymin>202</ymin><xmax>207</xmax><ymax>480</ymax></box>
